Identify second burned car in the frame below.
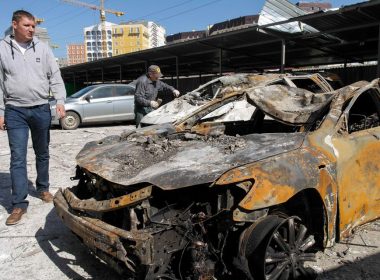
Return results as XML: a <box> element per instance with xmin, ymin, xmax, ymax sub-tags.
<box><xmin>139</xmin><ymin>72</ymin><xmax>335</xmax><ymax>126</ymax></box>
<box><xmin>54</xmin><ymin>78</ymin><xmax>380</xmax><ymax>280</ymax></box>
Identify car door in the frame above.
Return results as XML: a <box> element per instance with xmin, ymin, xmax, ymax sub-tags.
<box><xmin>112</xmin><ymin>85</ymin><xmax>135</xmax><ymax>121</ymax></box>
<box><xmin>82</xmin><ymin>86</ymin><xmax>114</xmax><ymax>123</ymax></box>
<box><xmin>332</xmin><ymin>87</ymin><xmax>380</xmax><ymax>238</ymax></box>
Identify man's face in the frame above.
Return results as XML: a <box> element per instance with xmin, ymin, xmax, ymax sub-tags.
<box><xmin>12</xmin><ymin>16</ymin><xmax>35</xmax><ymax>43</ymax></box>
<box><xmin>148</xmin><ymin>72</ymin><xmax>160</xmax><ymax>81</ymax></box>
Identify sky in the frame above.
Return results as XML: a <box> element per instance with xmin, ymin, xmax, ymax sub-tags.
<box><xmin>0</xmin><ymin>0</ymin><xmax>364</xmax><ymax>58</ymax></box>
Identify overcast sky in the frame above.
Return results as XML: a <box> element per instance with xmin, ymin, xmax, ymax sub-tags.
<box><xmin>0</xmin><ymin>0</ymin><xmax>364</xmax><ymax>58</ymax></box>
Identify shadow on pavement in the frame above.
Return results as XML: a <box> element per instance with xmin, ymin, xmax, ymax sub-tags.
<box><xmin>318</xmin><ymin>251</ymin><xmax>380</xmax><ymax>279</ymax></box>
<box><xmin>36</xmin><ymin>208</ymin><xmax>121</xmax><ymax>280</ymax></box>
<box><xmin>0</xmin><ymin>172</ymin><xmax>37</xmax><ymax>213</ymax></box>
<box><xmin>50</xmin><ymin>121</ymin><xmax>135</xmax><ymax>131</ymax></box>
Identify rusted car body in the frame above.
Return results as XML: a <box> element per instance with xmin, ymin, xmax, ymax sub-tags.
<box><xmin>140</xmin><ymin>73</ymin><xmax>334</xmax><ymax>126</ymax></box>
<box><xmin>54</xmin><ymin>78</ymin><xmax>380</xmax><ymax>280</ymax></box>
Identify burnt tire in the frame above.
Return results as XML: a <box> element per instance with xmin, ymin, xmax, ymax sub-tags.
<box><xmin>243</xmin><ymin>216</ymin><xmax>317</xmax><ymax>280</ymax></box>
<box><xmin>60</xmin><ymin>111</ymin><xmax>80</xmax><ymax>130</ymax></box>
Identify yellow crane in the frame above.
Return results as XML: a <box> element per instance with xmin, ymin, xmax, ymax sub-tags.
<box><xmin>61</xmin><ymin>0</ymin><xmax>125</xmax><ymax>57</ymax></box>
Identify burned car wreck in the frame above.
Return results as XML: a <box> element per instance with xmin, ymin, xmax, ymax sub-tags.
<box><xmin>140</xmin><ymin>72</ymin><xmax>334</xmax><ymax>126</ymax></box>
<box><xmin>54</xmin><ymin>78</ymin><xmax>380</xmax><ymax>280</ymax></box>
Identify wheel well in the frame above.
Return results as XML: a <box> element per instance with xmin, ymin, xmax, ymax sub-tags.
<box><xmin>270</xmin><ymin>188</ymin><xmax>325</xmax><ymax>249</ymax></box>
<box><xmin>65</xmin><ymin>110</ymin><xmax>82</xmax><ymax>123</ymax></box>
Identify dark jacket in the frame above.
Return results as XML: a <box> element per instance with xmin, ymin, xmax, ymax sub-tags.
<box><xmin>134</xmin><ymin>74</ymin><xmax>175</xmax><ymax>108</ymax></box>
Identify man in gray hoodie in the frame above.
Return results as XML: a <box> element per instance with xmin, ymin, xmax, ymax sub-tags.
<box><xmin>0</xmin><ymin>10</ymin><xmax>66</xmax><ymax>225</ymax></box>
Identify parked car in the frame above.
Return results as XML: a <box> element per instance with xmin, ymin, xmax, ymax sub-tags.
<box><xmin>54</xmin><ymin>78</ymin><xmax>380</xmax><ymax>280</ymax></box>
<box><xmin>140</xmin><ymin>72</ymin><xmax>335</xmax><ymax>126</ymax></box>
<box><xmin>50</xmin><ymin>83</ymin><xmax>135</xmax><ymax>130</ymax></box>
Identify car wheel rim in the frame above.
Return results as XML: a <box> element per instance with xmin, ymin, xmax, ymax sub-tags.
<box><xmin>263</xmin><ymin>216</ymin><xmax>316</xmax><ymax>280</ymax></box>
<box><xmin>64</xmin><ymin>115</ymin><xmax>77</xmax><ymax>128</ymax></box>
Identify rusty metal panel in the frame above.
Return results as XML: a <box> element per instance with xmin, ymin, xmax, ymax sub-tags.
<box><xmin>64</xmin><ymin>186</ymin><xmax>152</xmax><ymax>212</ymax></box>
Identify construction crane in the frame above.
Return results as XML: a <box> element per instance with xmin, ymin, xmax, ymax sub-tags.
<box><xmin>61</xmin><ymin>0</ymin><xmax>125</xmax><ymax>58</ymax></box>
<box><xmin>35</xmin><ymin>18</ymin><xmax>44</xmax><ymax>25</ymax></box>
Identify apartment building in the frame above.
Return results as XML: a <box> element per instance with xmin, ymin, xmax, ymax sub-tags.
<box><xmin>112</xmin><ymin>22</ymin><xmax>150</xmax><ymax>56</ymax></box>
<box><xmin>84</xmin><ymin>21</ymin><xmax>115</xmax><ymax>62</ymax></box>
<box><xmin>147</xmin><ymin>21</ymin><xmax>166</xmax><ymax>48</ymax></box>
<box><xmin>67</xmin><ymin>43</ymin><xmax>86</xmax><ymax>65</ymax></box>
<box><xmin>112</xmin><ymin>21</ymin><xmax>166</xmax><ymax>56</ymax></box>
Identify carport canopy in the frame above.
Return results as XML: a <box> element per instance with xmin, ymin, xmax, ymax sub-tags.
<box><xmin>60</xmin><ymin>0</ymin><xmax>380</xmax><ymax>87</ymax></box>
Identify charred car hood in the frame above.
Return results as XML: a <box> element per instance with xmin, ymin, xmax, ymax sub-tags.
<box><xmin>76</xmin><ymin>132</ymin><xmax>306</xmax><ymax>190</ymax></box>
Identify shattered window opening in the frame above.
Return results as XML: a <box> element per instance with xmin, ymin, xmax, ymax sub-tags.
<box><xmin>288</xmin><ymin>78</ymin><xmax>325</xmax><ymax>93</ymax></box>
<box><xmin>347</xmin><ymin>89</ymin><xmax>380</xmax><ymax>133</ymax></box>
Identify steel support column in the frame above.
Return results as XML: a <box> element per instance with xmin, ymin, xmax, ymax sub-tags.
<box><xmin>119</xmin><ymin>65</ymin><xmax>122</xmax><ymax>82</ymax></box>
<box><xmin>281</xmin><ymin>40</ymin><xmax>286</xmax><ymax>73</ymax></box>
<box><xmin>219</xmin><ymin>48</ymin><xmax>223</xmax><ymax>76</ymax></box>
<box><xmin>344</xmin><ymin>59</ymin><xmax>348</xmax><ymax>85</ymax></box>
<box><xmin>377</xmin><ymin>24</ymin><xmax>380</xmax><ymax>77</ymax></box>
<box><xmin>73</xmin><ymin>73</ymin><xmax>76</xmax><ymax>92</ymax></box>
<box><xmin>176</xmin><ymin>56</ymin><xmax>179</xmax><ymax>89</ymax></box>
<box><xmin>101</xmin><ymin>68</ymin><xmax>104</xmax><ymax>83</ymax></box>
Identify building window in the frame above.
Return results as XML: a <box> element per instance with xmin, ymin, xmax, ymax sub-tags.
<box><xmin>108</xmin><ymin>52</ymin><xmax>112</xmax><ymax>57</ymax></box>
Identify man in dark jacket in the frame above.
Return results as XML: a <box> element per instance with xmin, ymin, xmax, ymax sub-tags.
<box><xmin>0</xmin><ymin>10</ymin><xmax>66</xmax><ymax>225</ymax></box>
<box><xmin>134</xmin><ymin>65</ymin><xmax>180</xmax><ymax>127</ymax></box>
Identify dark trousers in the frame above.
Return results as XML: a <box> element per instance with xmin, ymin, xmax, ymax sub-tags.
<box><xmin>134</xmin><ymin>105</ymin><xmax>153</xmax><ymax>127</ymax></box>
<box><xmin>4</xmin><ymin>104</ymin><xmax>51</xmax><ymax>210</ymax></box>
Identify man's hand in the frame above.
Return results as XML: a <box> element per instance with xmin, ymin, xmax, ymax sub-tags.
<box><xmin>0</xmin><ymin>116</ymin><xmax>5</xmax><ymax>131</ymax></box>
<box><xmin>150</xmin><ymin>100</ymin><xmax>159</xmax><ymax>109</ymax></box>
<box><xmin>56</xmin><ymin>104</ymin><xmax>66</xmax><ymax>119</ymax></box>
<box><xmin>173</xmin><ymin>89</ymin><xmax>180</xmax><ymax>97</ymax></box>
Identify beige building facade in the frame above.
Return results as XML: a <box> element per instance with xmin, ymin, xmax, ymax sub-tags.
<box><xmin>67</xmin><ymin>43</ymin><xmax>86</xmax><ymax>66</ymax></box>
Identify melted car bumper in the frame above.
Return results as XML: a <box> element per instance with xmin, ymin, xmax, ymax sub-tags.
<box><xmin>53</xmin><ymin>189</ymin><xmax>154</xmax><ymax>273</ymax></box>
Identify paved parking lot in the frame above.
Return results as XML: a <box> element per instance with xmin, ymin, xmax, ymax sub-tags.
<box><xmin>0</xmin><ymin>125</ymin><xmax>379</xmax><ymax>280</ymax></box>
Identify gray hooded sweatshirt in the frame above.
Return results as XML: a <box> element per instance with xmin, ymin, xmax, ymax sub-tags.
<box><xmin>0</xmin><ymin>35</ymin><xmax>66</xmax><ymax>117</ymax></box>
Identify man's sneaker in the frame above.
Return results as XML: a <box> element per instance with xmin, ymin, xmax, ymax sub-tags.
<box><xmin>5</xmin><ymin>208</ymin><xmax>27</xmax><ymax>225</ymax></box>
<box><xmin>39</xmin><ymin>191</ymin><xmax>54</xmax><ymax>203</ymax></box>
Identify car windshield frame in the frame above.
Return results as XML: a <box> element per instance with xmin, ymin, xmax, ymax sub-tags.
<box><xmin>69</xmin><ymin>85</ymin><xmax>98</xmax><ymax>98</ymax></box>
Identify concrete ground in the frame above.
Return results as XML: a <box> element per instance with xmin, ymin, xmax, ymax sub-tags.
<box><xmin>0</xmin><ymin>124</ymin><xmax>379</xmax><ymax>280</ymax></box>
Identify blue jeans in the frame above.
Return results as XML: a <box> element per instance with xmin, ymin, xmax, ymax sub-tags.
<box><xmin>4</xmin><ymin>104</ymin><xmax>51</xmax><ymax>210</ymax></box>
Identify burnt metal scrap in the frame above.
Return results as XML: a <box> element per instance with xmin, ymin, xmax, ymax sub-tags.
<box><xmin>54</xmin><ymin>78</ymin><xmax>380</xmax><ymax>280</ymax></box>
<box><xmin>140</xmin><ymin>72</ymin><xmax>335</xmax><ymax>126</ymax></box>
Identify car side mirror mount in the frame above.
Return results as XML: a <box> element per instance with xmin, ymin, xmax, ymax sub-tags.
<box><xmin>85</xmin><ymin>95</ymin><xmax>92</xmax><ymax>102</ymax></box>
